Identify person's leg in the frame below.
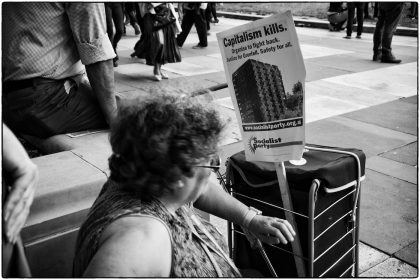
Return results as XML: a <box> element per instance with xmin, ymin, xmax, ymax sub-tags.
<box><xmin>372</xmin><ymin>6</ymin><xmax>385</xmax><ymax>60</ymax></box>
<box><xmin>373</xmin><ymin>2</ymin><xmax>379</xmax><ymax>17</ymax></box>
<box><xmin>356</xmin><ymin>3</ymin><xmax>365</xmax><ymax>37</ymax></box>
<box><xmin>111</xmin><ymin>3</ymin><xmax>124</xmax><ymax>67</ymax></box>
<box><xmin>3</xmin><ymin>77</ymin><xmax>108</xmax><ymax>138</ymax></box>
<box><xmin>381</xmin><ymin>3</ymin><xmax>404</xmax><ymax>61</ymax></box>
<box><xmin>345</xmin><ymin>2</ymin><xmax>356</xmax><ymax>37</ymax></box>
<box><xmin>364</xmin><ymin>2</ymin><xmax>370</xmax><ymax>19</ymax></box>
<box><xmin>210</xmin><ymin>3</ymin><xmax>218</xmax><ymax>22</ymax></box>
<box><xmin>134</xmin><ymin>3</ymin><xmax>145</xmax><ymax>35</ymax></box>
<box><xmin>125</xmin><ymin>2</ymin><xmax>140</xmax><ymax>35</ymax></box>
<box><xmin>104</xmin><ymin>3</ymin><xmax>114</xmax><ymax>44</ymax></box>
<box><xmin>176</xmin><ymin>10</ymin><xmax>195</xmax><ymax>47</ymax></box>
<box><xmin>205</xmin><ymin>4</ymin><xmax>211</xmax><ymax>31</ymax></box>
<box><xmin>194</xmin><ymin>8</ymin><xmax>208</xmax><ymax>47</ymax></box>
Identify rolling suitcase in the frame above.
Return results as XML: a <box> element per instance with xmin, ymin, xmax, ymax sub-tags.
<box><xmin>225</xmin><ymin>144</ymin><xmax>366</xmax><ymax>277</ymax></box>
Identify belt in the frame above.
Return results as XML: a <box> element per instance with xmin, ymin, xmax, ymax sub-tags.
<box><xmin>3</xmin><ymin>79</ymin><xmax>35</xmax><ymax>93</ymax></box>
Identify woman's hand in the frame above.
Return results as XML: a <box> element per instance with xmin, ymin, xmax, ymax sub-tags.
<box><xmin>247</xmin><ymin>215</ymin><xmax>296</xmax><ymax>246</ymax></box>
<box><xmin>2</xmin><ymin>124</ymin><xmax>39</xmax><ymax>244</ymax></box>
<box><xmin>3</xmin><ymin>160</ymin><xmax>38</xmax><ymax>244</ymax></box>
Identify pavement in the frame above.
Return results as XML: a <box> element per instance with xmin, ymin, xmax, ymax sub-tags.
<box><xmin>115</xmin><ymin>15</ymin><xmax>418</xmax><ymax>277</ymax></box>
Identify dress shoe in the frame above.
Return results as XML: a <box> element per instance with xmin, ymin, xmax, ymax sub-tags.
<box><xmin>372</xmin><ymin>52</ymin><xmax>382</xmax><ymax>62</ymax></box>
<box><xmin>192</xmin><ymin>44</ymin><xmax>207</xmax><ymax>49</ymax></box>
<box><xmin>356</xmin><ymin>35</ymin><xmax>362</xmax><ymax>39</ymax></box>
<box><xmin>381</xmin><ymin>54</ymin><xmax>401</xmax><ymax>64</ymax></box>
<box><xmin>343</xmin><ymin>35</ymin><xmax>351</xmax><ymax>39</ymax></box>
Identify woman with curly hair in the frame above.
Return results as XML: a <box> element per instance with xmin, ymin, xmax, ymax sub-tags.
<box><xmin>73</xmin><ymin>95</ymin><xmax>296</xmax><ymax>277</ymax></box>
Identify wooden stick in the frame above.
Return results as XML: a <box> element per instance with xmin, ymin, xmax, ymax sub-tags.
<box><xmin>275</xmin><ymin>161</ymin><xmax>306</xmax><ymax>277</ymax></box>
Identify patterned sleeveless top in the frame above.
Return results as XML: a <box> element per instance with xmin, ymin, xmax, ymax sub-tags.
<box><xmin>73</xmin><ymin>180</ymin><xmax>242</xmax><ymax>277</ymax></box>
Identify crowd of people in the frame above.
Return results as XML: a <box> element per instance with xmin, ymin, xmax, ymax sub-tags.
<box><xmin>2</xmin><ymin>2</ymin><xmax>408</xmax><ymax>277</ymax></box>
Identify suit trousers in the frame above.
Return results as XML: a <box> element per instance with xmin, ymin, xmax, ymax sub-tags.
<box><xmin>373</xmin><ymin>3</ymin><xmax>404</xmax><ymax>55</ymax></box>
<box><xmin>176</xmin><ymin>9</ymin><xmax>207</xmax><ymax>47</ymax></box>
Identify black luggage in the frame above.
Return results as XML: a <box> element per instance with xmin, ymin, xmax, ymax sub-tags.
<box><xmin>225</xmin><ymin>144</ymin><xmax>366</xmax><ymax>277</ymax></box>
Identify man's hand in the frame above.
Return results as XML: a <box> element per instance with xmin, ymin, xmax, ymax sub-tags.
<box><xmin>247</xmin><ymin>215</ymin><xmax>296</xmax><ymax>245</ymax></box>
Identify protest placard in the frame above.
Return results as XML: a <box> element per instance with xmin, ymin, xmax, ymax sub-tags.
<box><xmin>217</xmin><ymin>11</ymin><xmax>306</xmax><ymax>163</ymax></box>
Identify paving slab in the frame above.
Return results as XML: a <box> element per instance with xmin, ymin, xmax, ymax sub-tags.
<box><xmin>358</xmin><ymin>242</ymin><xmax>390</xmax><ymax>274</ymax></box>
<box><xmin>380</xmin><ymin>142</ymin><xmax>418</xmax><ymax>167</ymax></box>
<box><xmin>360</xmin><ymin>169</ymin><xmax>417</xmax><ymax>255</ymax></box>
<box><xmin>322</xmin><ymin>62</ymin><xmax>417</xmax><ymax>98</ymax></box>
<box><xmin>115</xmin><ymin>70</ymin><xmax>218</xmax><ymax>96</ymax></box>
<box><xmin>367</xmin><ymin>156</ymin><xmax>417</xmax><ymax>184</ymax></box>
<box><xmin>394</xmin><ymin>241</ymin><xmax>418</xmax><ymax>268</ymax></box>
<box><xmin>307</xmin><ymin>79</ymin><xmax>398</xmax><ymax>107</ymax></box>
<box><xmin>306</xmin><ymin>116</ymin><xmax>417</xmax><ymax>157</ymax></box>
<box><xmin>359</xmin><ymin>257</ymin><xmax>418</xmax><ymax>278</ymax></box>
<box><xmin>304</xmin><ymin>61</ymin><xmax>353</xmax><ymax>82</ymax></box>
<box><xmin>343</xmin><ymin>99</ymin><xmax>418</xmax><ymax>136</ymax></box>
<box><xmin>401</xmin><ymin>95</ymin><xmax>418</xmax><ymax>104</ymax></box>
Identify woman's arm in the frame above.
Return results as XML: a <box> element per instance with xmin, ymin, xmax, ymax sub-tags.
<box><xmin>83</xmin><ymin>216</ymin><xmax>172</xmax><ymax>277</ymax></box>
<box><xmin>194</xmin><ymin>182</ymin><xmax>295</xmax><ymax>245</ymax></box>
<box><xmin>3</xmin><ymin>124</ymin><xmax>38</xmax><ymax>244</ymax></box>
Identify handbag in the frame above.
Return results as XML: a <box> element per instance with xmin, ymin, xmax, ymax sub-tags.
<box><xmin>153</xmin><ymin>4</ymin><xmax>176</xmax><ymax>31</ymax></box>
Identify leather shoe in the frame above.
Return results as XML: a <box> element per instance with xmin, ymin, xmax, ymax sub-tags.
<box><xmin>381</xmin><ymin>54</ymin><xmax>401</xmax><ymax>64</ymax></box>
<box><xmin>192</xmin><ymin>44</ymin><xmax>207</xmax><ymax>49</ymax></box>
<box><xmin>372</xmin><ymin>52</ymin><xmax>382</xmax><ymax>61</ymax></box>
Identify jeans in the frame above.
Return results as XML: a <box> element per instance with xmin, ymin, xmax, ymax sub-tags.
<box><xmin>373</xmin><ymin>3</ymin><xmax>404</xmax><ymax>55</ymax></box>
<box><xmin>3</xmin><ymin>76</ymin><xmax>107</xmax><ymax>138</ymax></box>
<box><xmin>346</xmin><ymin>2</ymin><xmax>365</xmax><ymax>36</ymax></box>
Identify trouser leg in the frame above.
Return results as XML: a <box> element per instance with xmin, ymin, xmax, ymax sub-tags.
<box><xmin>105</xmin><ymin>3</ymin><xmax>114</xmax><ymax>43</ymax></box>
<box><xmin>3</xmin><ymin>77</ymin><xmax>107</xmax><ymax>138</ymax></box>
<box><xmin>346</xmin><ymin>2</ymin><xmax>355</xmax><ymax>36</ymax></box>
<box><xmin>176</xmin><ymin>10</ymin><xmax>195</xmax><ymax>47</ymax></box>
<box><xmin>211</xmin><ymin>3</ymin><xmax>218</xmax><ymax>20</ymax></box>
<box><xmin>381</xmin><ymin>4</ymin><xmax>404</xmax><ymax>56</ymax></box>
<box><xmin>373</xmin><ymin>9</ymin><xmax>385</xmax><ymax>52</ymax></box>
<box><xmin>356</xmin><ymin>3</ymin><xmax>365</xmax><ymax>35</ymax></box>
<box><xmin>111</xmin><ymin>3</ymin><xmax>124</xmax><ymax>52</ymax></box>
<box><xmin>194</xmin><ymin>8</ymin><xmax>208</xmax><ymax>46</ymax></box>
<box><xmin>205</xmin><ymin>5</ymin><xmax>211</xmax><ymax>30</ymax></box>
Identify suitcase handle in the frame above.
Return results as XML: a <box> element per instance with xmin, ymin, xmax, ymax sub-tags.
<box><xmin>305</xmin><ymin>145</ymin><xmax>362</xmax><ymax>223</ymax></box>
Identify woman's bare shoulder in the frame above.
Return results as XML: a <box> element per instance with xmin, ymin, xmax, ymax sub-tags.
<box><xmin>83</xmin><ymin>215</ymin><xmax>172</xmax><ymax>277</ymax></box>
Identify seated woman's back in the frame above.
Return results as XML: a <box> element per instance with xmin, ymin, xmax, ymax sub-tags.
<box><xmin>73</xmin><ymin>180</ymin><xmax>240</xmax><ymax>277</ymax></box>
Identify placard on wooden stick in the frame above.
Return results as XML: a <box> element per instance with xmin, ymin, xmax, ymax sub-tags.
<box><xmin>217</xmin><ymin>11</ymin><xmax>307</xmax><ymax>276</ymax></box>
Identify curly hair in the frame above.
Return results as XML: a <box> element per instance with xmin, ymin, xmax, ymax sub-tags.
<box><xmin>109</xmin><ymin>94</ymin><xmax>224</xmax><ymax>199</ymax></box>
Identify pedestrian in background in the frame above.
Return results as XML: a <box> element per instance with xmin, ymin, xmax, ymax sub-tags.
<box><xmin>105</xmin><ymin>3</ymin><xmax>125</xmax><ymax>67</ymax></box>
<box><xmin>123</xmin><ymin>3</ymin><xmax>141</xmax><ymax>36</ymax></box>
<box><xmin>176</xmin><ymin>3</ymin><xmax>208</xmax><ymax>49</ymax></box>
<box><xmin>3</xmin><ymin>124</ymin><xmax>39</xmax><ymax>277</ymax></box>
<box><xmin>372</xmin><ymin>2</ymin><xmax>404</xmax><ymax>63</ymax></box>
<box><xmin>131</xmin><ymin>3</ymin><xmax>181</xmax><ymax>81</ymax></box>
<box><xmin>327</xmin><ymin>2</ymin><xmax>348</xmax><ymax>31</ymax></box>
<box><xmin>344</xmin><ymin>2</ymin><xmax>365</xmax><ymax>39</ymax></box>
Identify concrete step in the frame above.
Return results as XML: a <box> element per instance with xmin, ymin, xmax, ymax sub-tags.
<box><xmin>22</xmin><ymin>151</ymin><xmax>107</xmax><ymax>277</ymax></box>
